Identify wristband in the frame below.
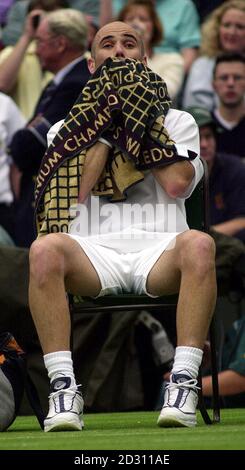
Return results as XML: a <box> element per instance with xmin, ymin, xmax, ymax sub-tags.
<box><xmin>98</xmin><ymin>137</ymin><xmax>112</xmax><ymax>148</ymax></box>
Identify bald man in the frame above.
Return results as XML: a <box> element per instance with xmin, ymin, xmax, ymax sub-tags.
<box><xmin>29</xmin><ymin>22</ymin><xmax>216</xmax><ymax>432</ymax></box>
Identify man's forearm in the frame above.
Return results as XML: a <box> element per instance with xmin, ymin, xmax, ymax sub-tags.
<box><xmin>78</xmin><ymin>141</ymin><xmax>109</xmax><ymax>203</ymax></box>
<box><xmin>181</xmin><ymin>47</ymin><xmax>198</xmax><ymax>74</ymax></box>
<box><xmin>202</xmin><ymin>370</ymin><xmax>245</xmax><ymax>396</ymax></box>
<box><xmin>212</xmin><ymin>218</ymin><xmax>245</xmax><ymax>237</ymax></box>
<box><xmin>0</xmin><ymin>35</ymin><xmax>31</xmax><ymax>91</ymax></box>
<box><xmin>152</xmin><ymin>161</ymin><xmax>195</xmax><ymax>198</ymax></box>
<box><xmin>100</xmin><ymin>0</ymin><xmax>113</xmax><ymax>26</ymax></box>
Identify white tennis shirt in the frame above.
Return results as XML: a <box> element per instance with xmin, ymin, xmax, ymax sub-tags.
<box><xmin>47</xmin><ymin>109</ymin><xmax>202</xmax><ymax>253</ymax></box>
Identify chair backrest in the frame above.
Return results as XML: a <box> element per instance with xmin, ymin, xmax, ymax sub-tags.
<box><xmin>185</xmin><ymin>158</ymin><xmax>209</xmax><ymax>232</ymax></box>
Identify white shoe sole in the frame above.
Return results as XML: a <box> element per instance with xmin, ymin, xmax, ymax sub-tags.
<box><xmin>44</xmin><ymin>414</ymin><xmax>84</xmax><ymax>432</ymax></box>
<box><xmin>157</xmin><ymin>410</ymin><xmax>196</xmax><ymax>428</ymax></box>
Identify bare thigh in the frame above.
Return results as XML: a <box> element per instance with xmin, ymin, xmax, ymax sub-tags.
<box><xmin>50</xmin><ymin>233</ymin><xmax>102</xmax><ymax>297</ymax></box>
<box><xmin>146</xmin><ymin>235</ymin><xmax>182</xmax><ymax>297</ymax></box>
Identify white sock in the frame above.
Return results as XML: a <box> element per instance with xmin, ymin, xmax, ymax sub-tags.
<box><xmin>172</xmin><ymin>346</ymin><xmax>203</xmax><ymax>379</ymax></box>
<box><xmin>44</xmin><ymin>351</ymin><xmax>76</xmax><ymax>387</ymax></box>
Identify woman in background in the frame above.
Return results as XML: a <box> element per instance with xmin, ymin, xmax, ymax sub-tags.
<box><xmin>118</xmin><ymin>0</ymin><xmax>184</xmax><ymax>101</ymax></box>
<box><xmin>183</xmin><ymin>0</ymin><xmax>245</xmax><ymax>110</ymax></box>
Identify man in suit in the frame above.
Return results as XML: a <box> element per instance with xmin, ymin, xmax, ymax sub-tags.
<box><xmin>9</xmin><ymin>8</ymin><xmax>90</xmax><ymax>247</ymax></box>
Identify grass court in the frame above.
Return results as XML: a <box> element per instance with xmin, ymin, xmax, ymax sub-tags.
<box><xmin>1</xmin><ymin>409</ymin><xmax>245</xmax><ymax>450</ymax></box>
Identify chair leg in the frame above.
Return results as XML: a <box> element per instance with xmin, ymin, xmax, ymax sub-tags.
<box><xmin>209</xmin><ymin>317</ymin><xmax>221</xmax><ymax>423</ymax></box>
<box><xmin>198</xmin><ymin>371</ymin><xmax>212</xmax><ymax>425</ymax></box>
<box><xmin>197</xmin><ymin>317</ymin><xmax>220</xmax><ymax>424</ymax></box>
<box><xmin>69</xmin><ymin>295</ymin><xmax>74</xmax><ymax>352</ymax></box>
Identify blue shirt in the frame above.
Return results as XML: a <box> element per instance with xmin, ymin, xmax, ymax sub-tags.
<box><xmin>113</xmin><ymin>0</ymin><xmax>200</xmax><ymax>53</ymax></box>
<box><xmin>209</xmin><ymin>153</ymin><xmax>245</xmax><ymax>241</ymax></box>
<box><xmin>212</xmin><ymin>113</ymin><xmax>245</xmax><ymax>160</ymax></box>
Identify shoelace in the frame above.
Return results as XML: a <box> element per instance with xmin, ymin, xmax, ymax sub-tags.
<box><xmin>48</xmin><ymin>383</ymin><xmax>82</xmax><ymax>399</ymax></box>
<box><xmin>166</xmin><ymin>378</ymin><xmax>200</xmax><ymax>392</ymax></box>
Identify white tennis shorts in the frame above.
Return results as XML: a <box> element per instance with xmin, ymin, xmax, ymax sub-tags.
<box><xmin>66</xmin><ymin>233</ymin><xmax>178</xmax><ymax>298</ymax></box>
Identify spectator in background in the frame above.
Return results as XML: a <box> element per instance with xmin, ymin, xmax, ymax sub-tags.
<box><xmin>117</xmin><ymin>0</ymin><xmax>184</xmax><ymax>101</ymax></box>
<box><xmin>0</xmin><ymin>91</ymin><xmax>26</xmax><ymax>244</ymax></box>
<box><xmin>70</xmin><ymin>1</ymin><xmax>100</xmax><ymax>26</ymax></box>
<box><xmin>1</xmin><ymin>0</ymin><xmax>29</xmax><ymax>45</ymax></box>
<box><xmin>101</xmin><ymin>0</ymin><xmax>200</xmax><ymax>73</ymax></box>
<box><xmin>1</xmin><ymin>0</ymin><xmax>100</xmax><ymax>46</ymax></box>
<box><xmin>202</xmin><ymin>315</ymin><xmax>245</xmax><ymax>408</ymax></box>
<box><xmin>193</xmin><ymin>1</ymin><xmax>224</xmax><ymax>23</ymax></box>
<box><xmin>85</xmin><ymin>14</ymin><xmax>99</xmax><ymax>51</ymax></box>
<box><xmin>0</xmin><ymin>0</ymin><xmax>15</xmax><ymax>27</ymax></box>
<box><xmin>183</xmin><ymin>1</ymin><xmax>245</xmax><ymax>110</ymax></box>
<box><xmin>0</xmin><ymin>0</ymin><xmax>69</xmax><ymax>119</ymax></box>
<box><xmin>187</xmin><ymin>106</ymin><xmax>245</xmax><ymax>241</ymax></box>
<box><xmin>211</xmin><ymin>53</ymin><xmax>245</xmax><ymax>159</ymax></box>
<box><xmin>9</xmin><ymin>9</ymin><xmax>90</xmax><ymax>247</ymax></box>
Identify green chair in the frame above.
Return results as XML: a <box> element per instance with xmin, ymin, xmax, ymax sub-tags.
<box><xmin>72</xmin><ymin>159</ymin><xmax>220</xmax><ymax>424</ymax></box>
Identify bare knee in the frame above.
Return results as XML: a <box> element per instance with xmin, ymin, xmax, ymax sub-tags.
<box><xmin>179</xmin><ymin>230</ymin><xmax>216</xmax><ymax>277</ymax></box>
<box><xmin>29</xmin><ymin>234</ymin><xmax>65</xmax><ymax>286</ymax></box>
